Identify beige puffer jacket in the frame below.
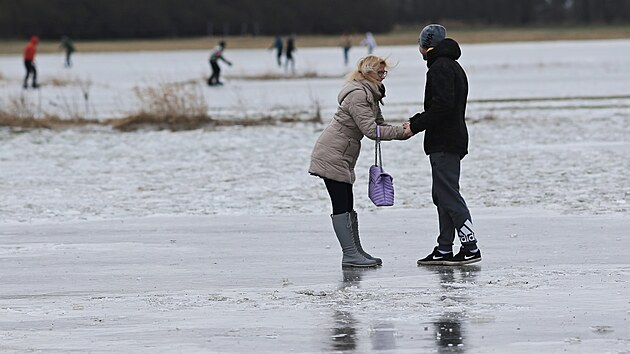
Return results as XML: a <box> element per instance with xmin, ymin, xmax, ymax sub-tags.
<box><xmin>309</xmin><ymin>79</ymin><xmax>405</xmax><ymax>184</ymax></box>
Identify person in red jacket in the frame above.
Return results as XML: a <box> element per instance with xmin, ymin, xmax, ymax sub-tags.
<box><xmin>23</xmin><ymin>35</ymin><xmax>39</xmax><ymax>89</ymax></box>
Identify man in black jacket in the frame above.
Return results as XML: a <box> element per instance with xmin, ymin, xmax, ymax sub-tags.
<box><xmin>409</xmin><ymin>24</ymin><xmax>482</xmax><ymax>266</ymax></box>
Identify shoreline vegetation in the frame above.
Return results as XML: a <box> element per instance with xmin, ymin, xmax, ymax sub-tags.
<box><xmin>1</xmin><ymin>25</ymin><xmax>630</xmax><ymax>55</ymax></box>
<box><xmin>0</xmin><ymin>113</ymin><xmax>323</xmax><ymax>132</ymax></box>
<box><xmin>0</xmin><ymin>81</ymin><xmax>325</xmax><ymax>132</ymax></box>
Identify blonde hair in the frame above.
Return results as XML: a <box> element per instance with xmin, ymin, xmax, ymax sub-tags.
<box><xmin>345</xmin><ymin>55</ymin><xmax>390</xmax><ymax>85</ymax></box>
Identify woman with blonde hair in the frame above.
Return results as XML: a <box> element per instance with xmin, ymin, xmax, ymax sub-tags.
<box><xmin>309</xmin><ymin>55</ymin><xmax>413</xmax><ymax>267</ymax></box>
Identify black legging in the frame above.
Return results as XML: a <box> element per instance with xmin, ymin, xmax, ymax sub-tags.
<box><xmin>209</xmin><ymin>60</ymin><xmax>221</xmax><ymax>85</ymax></box>
<box><xmin>324</xmin><ymin>178</ymin><xmax>353</xmax><ymax>215</ymax></box>
<box><xmin>24</xmin><ymin>60</ymin><xmax>37</xmax><ymax>86</ymax></box>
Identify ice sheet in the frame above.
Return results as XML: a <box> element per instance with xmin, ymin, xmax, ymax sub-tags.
<box><xmin>0</xmin><ymin>209</ymin><xmax>628</xmax><ymax>353</ymax></box>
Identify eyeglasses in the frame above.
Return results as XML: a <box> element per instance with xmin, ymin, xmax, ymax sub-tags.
<box><xmin>376</xmin><ymin>70</ymin><xmax>388</xmax><ymax>78</ymax></box>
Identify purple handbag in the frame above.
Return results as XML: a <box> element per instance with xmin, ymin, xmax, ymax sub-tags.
<box><xmin>368</xmin><ymin>126</ymin><xmax>394</xmax><ymax>207</ymax></box>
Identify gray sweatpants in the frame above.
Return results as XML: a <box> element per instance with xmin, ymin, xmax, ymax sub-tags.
<box><xmin>429</xmin><ymin>152</ymin><xmax>477</xmax><ymax>252</ymax></box>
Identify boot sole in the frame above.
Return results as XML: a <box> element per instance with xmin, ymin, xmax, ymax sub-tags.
<box><xmin>342</xmin><ymin>262</ymin><xmax>379</xmax><ymax>268</ymax></box>
<box><xmin>417</xmin><ymin>260</ymin><xmax>451</xmax><ymax>266</ymax></box>
<box><xmin>442</xmin><ymin>257</ymin><xmax>482</xmax><ymax>266</ymax></box>
<box><xmin>418</xmin><ymin>257</ymin><xmax>481</xmax><ymax>266</ymax></box>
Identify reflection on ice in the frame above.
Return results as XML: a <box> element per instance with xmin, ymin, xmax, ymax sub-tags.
<box><xmin>369</xmin><ymin>322</ymin><xmax>397</xmax><ymax>351</ymax></box>
<box><xmin>331</xmin><ymin>267</ymin><xmax>400</xmax><ymax>352</ymax></box>
<box><xmin>330</xmin><ymin>310</ymin><xmax>358</xmax><ymax>352</ymax></box>
<box><xmin>340</xmin><ymin>267</ymin><xmax>371</xmax><ymax>288</ymax></box>
<box><xmin>434</xmin><ymin>315</ymin><xmax>465</xmax><ymax>353</ymax></box>
<box><xmin>430</xmin><ymin>265</ymin><xmax>482</xmax><ymax>288</ymax></box>
<box><xmin>425</xmin><ymin>266</ymin><xmax>481</xmax><ymax>353</ymax></box>
<box><xmin>327</xmin><ymin>265</ymin><xmax>483</xmax><ymax>352</ymax></box>
<box><xmin>329</xmin><ymin>268</ymin><xmax>366</xmax><ymax>352</ymax></box>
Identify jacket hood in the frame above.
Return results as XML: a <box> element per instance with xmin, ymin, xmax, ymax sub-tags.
<box><xmin>337</xmin><ymin>79</ymin><xmax>382</xmax><ymax>105</ymax></box>
<box><xmin>427</xmin><ymin>38</ymin><xmax>461</xmax><ymax>67</ymax></box>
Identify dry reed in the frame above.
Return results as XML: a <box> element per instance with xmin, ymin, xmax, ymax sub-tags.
<box><xmin>0</xmin><ymin>81</ymin><xmax>322</xmax><ymax>131</ymax></box>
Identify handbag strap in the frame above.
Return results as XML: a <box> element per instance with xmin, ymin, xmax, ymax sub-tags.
<box><xmin>374</xmin><ymin>125</ymin><xmax>383</xmax><ymax>168</ymax></box>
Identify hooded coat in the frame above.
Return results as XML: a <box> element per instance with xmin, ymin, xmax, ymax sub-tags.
<box><xmin>309</xmin><ymin>79</ymin><xmax>404</xmax><ymax>184</ymax></box>
<box><xmin>409</xmin><ymin>38</ymin><xmax>469</xmax><ymax>158</ymax></box>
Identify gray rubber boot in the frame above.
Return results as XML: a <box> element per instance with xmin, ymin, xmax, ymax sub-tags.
<box><xmin>331</xmin><ymin>213</ymin><xmax>378</xmax><ymax>268</ymax></box>
<box><xmin>350</xmin><ymin>210</ymin><xmax>382</xmax><ymax>265</ymax></box>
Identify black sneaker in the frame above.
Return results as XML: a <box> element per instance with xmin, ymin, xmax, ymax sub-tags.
<box><xmin>417</xmin><ymin>247</ymin><xmax>454</xmax><ymax>266</ymax></box>
<box><xmin>444</xmin><ymin>247</ymin><xmax>482</xmax><ymax>265</ymax></box>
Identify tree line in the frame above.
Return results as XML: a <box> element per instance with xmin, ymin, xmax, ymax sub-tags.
<box><xmin>1</xmin><ymin>0</ymin><xmax>629</xmax><ymax>40</ymax></box>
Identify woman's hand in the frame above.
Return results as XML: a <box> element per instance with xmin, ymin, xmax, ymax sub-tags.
<box><xmin>402</xmin><ymin>122</ymin><xmax>414</xmax><ymax>139</ymax></box>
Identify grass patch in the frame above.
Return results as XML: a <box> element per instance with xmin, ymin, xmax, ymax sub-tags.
<box><xmin>106</xmin><ymin>113</ymin><xmax>211</xmax><ymax>132</ymax></box>
<box><xmin>108</xmin><ymin>82</ymin><xmax>210</xmax><ymax>131</ymax></box>
<box><xmin>0</xmin><ymin>114</ymin><xmax>94</xmax><ymax>130</ymax></box>
<box><xmin>132</xmin><ymin>82</ymin><xmax>208</xmax><ymax>119</ymax></box>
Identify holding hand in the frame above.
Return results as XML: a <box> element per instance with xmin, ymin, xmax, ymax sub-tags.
<box><xmin>402</xmin><ymin>121</ymin><xmax>414</xmax><ymax>139</ymax></box>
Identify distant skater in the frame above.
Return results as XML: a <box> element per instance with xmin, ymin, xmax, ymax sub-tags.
<box><xmin>341</xmin><ymin>32</ymin><xmax>352</xmax><ymax>66</ymax></box>
<box><xmin>23</xmin><ymin>35</ymin><xmax>39</xmax><ymax>89</ymax></box>
<box><xmin>59</xmin><ymin>35</ymin><xmax>75</xmax><ymax>68</ymax></box>
<box><xmin>208</xmin><ymin>41</ymin><xmax>232</xmax><ymax>86</ymax></box>
<box><xmin>284</xmin><ymin>34</ymin><xmax>296</xmax><ymax>74</ymax></box>
<box><xmin>269</xmin><ymin>36</ymin><xmax>283</xmax><ymax>67</ymax></box>
<box><xmin>360</xmin><ymin>32</ymin><xmax>377</xmax><ymax>54</ymax></box>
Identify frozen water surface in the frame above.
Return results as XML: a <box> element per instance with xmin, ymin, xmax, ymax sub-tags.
<box><xmin>0</xmin><ymin>39</ymin><xmax>629</xmax><ymax>353</ymax></box>
<box><xmin>0</xmin><ymin>210</ymin><xmax>628</xmax><ymax>353</ymax></box>
<box><xmin>0</xmin><ymin>40</ymin><xmax>628</xmax><ymax>223</ymax></box>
